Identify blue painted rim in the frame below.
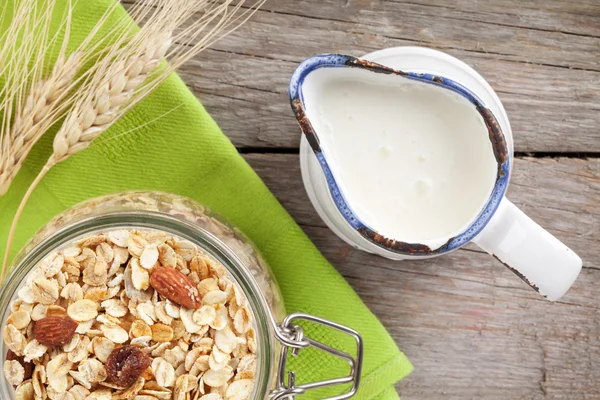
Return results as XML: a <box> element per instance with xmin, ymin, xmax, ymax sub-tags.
<box><xmin>289</xmin><ymin>54</ymin><xmax>511</xmax><ymax>256</ymax></box>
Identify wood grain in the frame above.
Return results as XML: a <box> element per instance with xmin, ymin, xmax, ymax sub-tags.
<box><xmin>125</xmin><ymin>0</ymin><xmax>600</xmax><ymax>397</ymax></box>
<box><xmin>172</xmin><ymin>0</ymin><xmax>600</xmax><ymax>152</ymax></box>
<box><xmin>243</xmin><ymin>153</ymin><xmax>600</xmax><ymax>399</ymax></box>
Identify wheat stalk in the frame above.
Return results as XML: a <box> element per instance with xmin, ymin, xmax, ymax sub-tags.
<box><xmin>53</xmin><ymin>0</ymin><xmax>264</xmax><ymax>163</ymax></box>
<box><xmin>1</xmin><ymin>0</ymin><xmax>265</xmax><ymax>280</ymax></box>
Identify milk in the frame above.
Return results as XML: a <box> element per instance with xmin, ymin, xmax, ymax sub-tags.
<box><xmin>303</xmin><ymin>68</ymin><xmax>498</xmax><ymax>245</ymax></box>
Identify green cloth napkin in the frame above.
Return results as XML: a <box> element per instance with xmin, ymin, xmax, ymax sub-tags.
<box><xmin>0</xmin><ymin>1</ymin><xmax>412</xmax><ymax>398</ymax></box>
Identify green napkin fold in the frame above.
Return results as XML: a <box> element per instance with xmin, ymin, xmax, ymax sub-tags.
<box><xmin>0</xmin><ymin>1</ymin><xmax>412</xmax><ymax>398</ymax></box>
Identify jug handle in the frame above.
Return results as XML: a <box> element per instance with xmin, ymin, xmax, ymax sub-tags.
<box><xmin>473</xmin><ymin>198</ymin><xmax>582</xmax><ymax>301</ymax></box>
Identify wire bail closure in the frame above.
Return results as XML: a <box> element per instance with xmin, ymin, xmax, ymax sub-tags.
<box><xmin>270</xmin><ymin>313</ymin><xmax>364</xmax><ymax>400</ymax></box>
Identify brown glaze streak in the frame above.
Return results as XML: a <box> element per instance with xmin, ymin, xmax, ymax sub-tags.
<box><xmin>291</xmin><ymin>98</ymin><xmax>321</xmax><ymax>152</ymax></box>
<box><xmin>358</xmin><ymin>227</ymin><xmax>433</xmax><ymax>254</ymax></box>
<box><xmin>493</xmin><ymin>255</ymin><xmax>544</xmax><ymax>295</ymax></box>
<box><xmin>345</xmin><ymin>57</ymin><xmax>409</xmax><ymax>77</ymax></box>
<box><xmin>477</xmin><ymin>106</ymin><xmax>509</xmax><ymax>177</ymax></box>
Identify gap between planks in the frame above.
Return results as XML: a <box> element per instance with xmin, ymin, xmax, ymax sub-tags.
<box><xmin>237</xmin><ymin>148</ymin><xmax>600</xmax><ymax>159</ymax></box>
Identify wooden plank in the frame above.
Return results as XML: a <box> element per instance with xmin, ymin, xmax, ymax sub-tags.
<box><xmin>308</xmin><ymin>226</ymin><xmax>600</xmax><ymax>399</ymax></box>
<box><xmin>243</xmin><ymin>153</ymin><xmax>600</xmax><ymax>399</ymax></box>
<box><xmin>210</xmin><ymin>0</ymin><xmax>600</xmax><ymax>70</ymax></box>
<box><xmin>124</xmin><ymin>1</ymin><xmax>600</xmax><ymax>397</ymax></box>
<box><xmin>170</xmin><ymin>0</ymin><xmax>600</xmax><ymax>152</ymax></box>
<box><xmin>245</xmin><ymin>154</ymin><xmax>600</xmax><ymax>270</ymax></box>
<box><xmin>261</xmin><ymin>0</ymin><xmax>600</xmax><ymax>39</ymax></box>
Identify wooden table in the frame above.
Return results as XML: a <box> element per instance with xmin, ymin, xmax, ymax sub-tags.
<box><xmin>178</xmin><ymin>1</ymin><xmax>600</xmax><ymax>398</ymax></box>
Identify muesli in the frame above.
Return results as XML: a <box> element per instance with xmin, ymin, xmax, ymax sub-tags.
<box><xmin>2</xmin><ymin>229</ymin><xmax>257</xmax><ymax>400</ymax></box>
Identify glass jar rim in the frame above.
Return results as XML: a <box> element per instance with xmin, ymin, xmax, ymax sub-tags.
<box><xmin>0</xmin><ymin>208</ymin><xmax>275</xmax><ymax>399</ymax></box>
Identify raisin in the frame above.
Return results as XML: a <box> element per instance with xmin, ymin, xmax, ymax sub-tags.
<box><xmin>105</xmin><ymin>345</ymin><xmax>151</xmax><ymax>388</ymax></box>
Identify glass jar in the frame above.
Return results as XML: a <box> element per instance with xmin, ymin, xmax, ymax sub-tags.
<box><xmin>0</xmin><ymin>191</ymin><xmax>362</xmax><ymax>400</ymax></box>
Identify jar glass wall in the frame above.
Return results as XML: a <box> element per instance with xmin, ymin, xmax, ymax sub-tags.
<box><xmin>0</xmin><ymin>192</ymin><xmax>285</xmax><ymax>399</ymax></box>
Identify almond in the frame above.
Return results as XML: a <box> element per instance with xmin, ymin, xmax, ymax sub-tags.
<box><xmin>149</xmin><ymin>267</ymin><xmax>201</xmax><ymax>309</ymax></box>
<box><xmin>33</xmin><ymin>316</ymin><xmax>78</xmax><ymax>346</ymax></box>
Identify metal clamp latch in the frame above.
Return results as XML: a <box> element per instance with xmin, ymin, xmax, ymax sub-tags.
<box><xmin>270</xmin><ymin>313</ymin><xmax>364</xmax><ymax>400</ymax></box>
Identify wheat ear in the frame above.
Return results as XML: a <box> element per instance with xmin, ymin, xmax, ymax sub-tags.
<box><xmin>0</xmin><ymin>0</ymin><xmax>126</xmax><ymax>196</ymax></box>
<box><xmin>0</xmin><ymin>0</ymin><xmax>78</xmax><ymax>196</ymax></box>
<box><xmin>1</xmin><ymin>0</ymin><xmax>265</xmax><ymax>280</ymax></box>
<box><xmin>0</xmin><ymin>52</ymin><xmax>83</xmax><ymax>195</ymax></box>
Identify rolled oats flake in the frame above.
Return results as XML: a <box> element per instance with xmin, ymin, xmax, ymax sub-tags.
<box><xmin>199</xmin><ymin>394</ymin><xmax>223</xmax><ymax>400</ymax></box>
<box><xmin>3</xmin><ymin>324</ymin><xmax>25</xmax><ymax>355</ymax></box>
<box><xmin>162</xmin><ymin>346</ymin><xmax>186</xmax><ymax>368</ymax></box>
<box><xmin>84</xmin><ymin>286</ymin><xmax>110</xmax><ymax>303</ymax></box>
<box><xmin>131</xmin><ymin>257</ymin><xmax>150</xmax><ymax>291</ymax></box>
<box><xmin>158</xmin><ymin>243</ymin><xmax>177</xmax><ymax>269</ymax></box>
<box><xmin>151</xmin><ymin>342</ymin><xmax>171</xmax><ymax>358</ymax></box>
<box><xmin>4</xmin><ymin>360</ymin><xmax>25</xmax><ymax>386</ymax></box>
<box><xmin>17</xmin><ymin>285</ymin><xmax>35</xmax><ymax>304</ymax></box>
<box><xmin>101</xmin><ymin>324</ymin><xmax>129</xmax><ymax>344</ymax></box>
<box><xmin>203</xmin><ymin>367</ymin><xmax>233</xmax><ymax>388</ymax></box>
<box><xmin>180</xmin><ymin>308</ymin><xmax>203</xmax><ymax>334</ymax></box>
<box><xmin>236</xmin><ymin>354</ymin><xmax>256</xmax><ymax>377</ymax></box>
<box><xmin>67</xmin><ymin>299</ymin><xmax>98</xmax><ymax>321</ymax></box>
<box><xmin>8</xmin><ymin>309</ymin><xmax>31</xmax><ymax>330</ymax></box>
<box><xmin>226</xmin><ymin>379</ymin><xmax>254</xmax><ymax>400</ymax></box>
<box><xmin>139</xmin><ymin>385</ymin><xmax>171</xmax><ymax>400</ymax></box>
<box><xmin>96</xmin><ymin>242</ymin><xmax>114</xmax><ymax>264</ymax></box>
<box><xmin>184</xmin><ymin>348</ymin><xmax>203</xmax><ymax>371</ymax></box>
<box><xmin>23</xmin><ymin>339</ymin><xmax>48</xmax><ymax>362</ymax></box>
<box><xmin>108</xmin><ymin>230</ymin><xmax>131</xmax><ymax>247</ymax></box>
<box><xmin>83</xmin><ymin>253</ymin><xmax>108</xmax><ymax>286</ymax></box>
<box><xmin>152</xmin><ymin>357</ymin><xmax>175</xmax><ymax>388</ymax></box>
<box><xmin>210</xmin><ymin>304</ymin><xmax>229</xmax><ymax>331</ymax></box>
<box><xmin>137</xmin><ymin>302</ymin><xmax>157</xmax><ymax>326</ymax></box>
<box><xmin>63</xmin><ymin>246</ymin><xmax>82</xmax><ymax>258</ymax></box>
<box><xmin>75</xmin><ymin>319</ymin><xmax>94</xmax><ymax>334</ymax></box>
<box><xmin>60</xmin><ymin>282</ymin><xmax>84</xmax><ymax>302</ymax></box>
<box><xmin>130</xmin><ymin>335</ymin><xmax>152</xmax><ymax>347</ymax></box>
<box><xmin>112</xmin><ymin>245</ymin><xmax>130</xmax><ymax>265</ymax></box>
<box><xmin>33</xmin><ymin>278</ymin><xmax>59</xmax><ymax>305</ymax></box>
<box><xmin>190</xmin><ymin>354</ymin><xmax>210</xmax><ymax>376</ymax></box>
<box><xmin>130</xmin><ymin>319</ymin><xmax>153</xmax><ymax>338</ymax></box>
<box><xmin>101</xmin><ymin>298</ymin><xmax>128</xmax><ymax>317</ymax></box>
<box><xmin>165</xmin><ymin>299</ymin><xmax>180</xmax><ymax>319</ymax></box>
<box><xmin>233</xmin><ymin>307</ymin><xmax>252</xmax><ymax>335</ymax></box>
<box><xmin>114</xmin><ymin>376</ymin><xmax>145</xmax><ymax>398</ymax></box>
<box><xmin>68</xmin><ymin>384</ymin><xmax>91</xmax><ymax>400</ymax></box>
<box><xmin>86</xmin><ymin>388</ymin><xmax>112</xmax><ymax>399</ymax></box>
<box><xmin>203</xmin><ymin>290</ymin><xmax>228</xmax><ymax>305</ymax></box>
<box><xmin>197</xmin><ymin>278</ymin><xmax>218</xmax><ymax>297</ymax></box>
<box><xmin>62</xmin><ymin>333</ymin><xmax>81</xmax><ymax>353</ymax></box>
<box><xmin>128</xmin><ymin>234</ymin><xmax>148</xmax><ymax>258</ymax></box>
<box><xmin>78</xmin><ymin>234</ymin><xmax>106</xmax><ymax>248</ymax></box>
<box><xmin>140</xmin><ymin>243</ymin><xmax>159</xmax><ymax>270</ymax></box>
<box><xmin>107</xmin><ymin>273</ymin><xmax>124</xmax><ymax>288</ymax></box>
<box><xmin>67</xmin><ymin>335</ymin><xmax>90</xmax><ymax>363</ymax></box>
<box><xmin>155</xmin><ymin>301</ymin><xmax>173</xmax><ymax>325</ymax></box>
<box><xmin>209</xmin><ymin>347</ymin><xmax>231</xmax><ymax>372</ymax></box>
<box><xmin>43</xmin><ymin>254</ymin><xmax>64</xmax><ymax>278</ymax></box>
<box><xmin>151</xmin><ymin>323</ymin><xmax>174</xmax><ymax>343</ymax></box>
<box><xmin>246</xmin><ymin>329</ymin><xmax>257</xmax><ymax>354</ymax></box>
<box><xmin>46</xmin><ymin>305</ymin><xmax>67</xmax><ymax>317</ymax></box>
